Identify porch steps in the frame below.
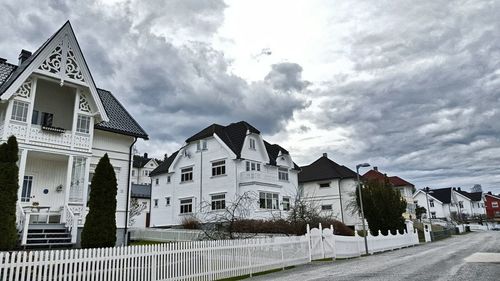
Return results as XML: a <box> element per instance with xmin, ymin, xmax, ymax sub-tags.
<box><xmin>24</xmin><ymin>223</ymin><xmax>74</xmax><ymax>249</ymax></box>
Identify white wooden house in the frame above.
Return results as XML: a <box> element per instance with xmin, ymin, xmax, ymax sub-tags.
<box><xmin>132</xmin><ymin>153</ymin><xmax>160</xmax><ymax>185</ymax></box>
<box><xmin>0</xmin><ymin>21</ymin><xmax>148</xmax><ymax>247</ymax></box>
<box><xmin>298</xmin><ymin>153</ymin><xmax>363</xmax><ymax>229</ymax></box>
<box><xmin>149</xmin><ymin>121</ymin><xmax>299</xmax><ymax>227</ymax></box>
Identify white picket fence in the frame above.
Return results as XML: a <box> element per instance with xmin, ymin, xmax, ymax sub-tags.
<box><xmin>0</xmin><ymin>236</ymin><xmax>309</xmax><ymax>281</ymax></box>
<box><xmin>1</xmin><ymin>225</ymin><xmax>420</xmax><ymax>281</ymax></box>
<box><xmin>130</xmin><ymin>228</ymin><xmax>288</xmax><ymax>242</ymax></box>
<box><xmin>307</xmin><ymin>224</ymin><xmax>420</xmax><ymax>259</ymax></box>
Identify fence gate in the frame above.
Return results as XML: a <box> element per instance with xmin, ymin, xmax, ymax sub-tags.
<box><xmin>322</xmin><ymin>228</ymin><xmax>335</xmax><ymax>259</ymax></box>
<box><xmin>308</xmin><ymin>227</ymin><xmax>324</xmax><ymax>260</ymax></box>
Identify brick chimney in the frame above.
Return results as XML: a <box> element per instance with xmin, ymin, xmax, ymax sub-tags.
<box><xmin>322</xmin><ymin>153</ymin><xmax>328</xmax><ymax>158</ymax></box>
<box><xmin>18</xmin><ymin>49</ymin><xmax>32</xmax><ymax>65</ymax></box>
<box><xmin>373</xmin><ymin>166</ymin><xmax>378</xmax><ymax>171</ymax></box>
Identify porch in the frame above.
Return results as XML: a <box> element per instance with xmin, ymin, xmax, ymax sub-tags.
<box><xmin>16</xmin><ymin>150</ymin><xmax>90</xmax><ymax>248</ymax></box>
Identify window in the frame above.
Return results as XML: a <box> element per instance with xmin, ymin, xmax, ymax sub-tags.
<box><xmin>167</xmin><ymin>176</ymin><xmax>171</xmax><ymax>183</ymax></box>
<box><xmin>31</xmin><ymin>110</ymin><xmax>39</xmax><ymax>125</ymax></box>
<box><xmin>259</xmin><ymin>192</ymin><xmax>279</xmax><ymax>209</ymax></box>
<box><xmin>165</xmin><ymin>197</ymin><xmax>171</xmax><ymax>206</ymax></box>
<box><xmin>492</xmin><ymin>202</ymin><xmax>499</xmax><ymax>208</ymax></box>
<box><xmin>11</xmin><ymin>100</ymin><xmax>29</xmax><ymax>122</ymax></box>
<box><xmin>319</xmin><ymin>183</ymin><xmax>330</xmax><ymax>188</ymax></box>
<box><xmin>431</xmin><ymin>212</ymin><xmax>436</xmax><ymax>219</ymax></box>
<box><xmin>132</xmin><ymin>170</ymin><xmax>135</xmax><ymax>176</ymax></box>
<box><xmin>197</xmin><ymin>140</ymin><xmax>207</xmax><ymax>151</ymax></box>
<box><xmin>211</xmin><ymin>194</ymin><xmax>226</xmax><ymax>210</ymax></box>
<box><xmin>282</xmin><ymin>197</ymin><xmax>290</xmax><ymax>211</ymax></box>
<box><xmin>181</xmin><ymin>167</ymin><xmax>193</xmax><ymax>182</ymax></box>
<box><xmin>155</xmin><ymin>178</ymin><xmax>159</xmax><ymax>185</ymax></box>
<box><xmin>321</xmin><ymin>205</ymin><xmax>333</xmax><ymax>211</ymax></box>
<box><xmin>153</xmin><ymin>199</ymin><xmax>159</xmax><ymax>208</ymax></box>
<box><xmin>144</xmin><ymin>170</ymin><xmax>149</xmax><ymax>176</ymax></box>
<box><xmin>76</xmin><ymin>115</ymin><xmax>91</xmax><ymax>134</ymax></box>
<box><xmin>180</xmin><ymin>198</ymin><xmax>193</xmax><ymax>214</ymax></box>
<box><xmin>278</xmin><ymin>168</ymin><xmax>289</xmax><ymax>181</ymax></box>
<box><xmin>21</xmin><ymin>176</ymin><xmax>33</xmax><ymax>202</ymax></box>
<box><xmin>41</xmin><ymin>112</ymin><xmax>54</xmax><ymax>127</ymax></box>
<box><xmin>458</xmin><ymin>201</ymin><xmax>464</xmax><ymax>208</ymax></box>
<box><xmin>246</xmin><ymin>161</ymin><xmax>261</xmax><ymax>171</ymax></box>
<box><xmin>249</xmin><ymin>139</ymin><xmax>256</xmax><ymax>150</ymax></box>
<box><xmin>429</xmin><ymin>199</ymin><xmax>434</xmax><ymax>207</ymax></box>
<box><xmin>212</xmin><ymin>160</ymin><xmax>226</xmax><ymax>176</ymax></box>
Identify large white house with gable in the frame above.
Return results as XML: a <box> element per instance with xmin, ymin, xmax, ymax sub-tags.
<box><xmin>149</xmin><ymin>121</ymin><xmax>300</xmax><ymax>227</ymax></box>
<box><xmin>0</xmin><ymin>21</ymin><xmax>148</xmax><ymax>248</ymax></box>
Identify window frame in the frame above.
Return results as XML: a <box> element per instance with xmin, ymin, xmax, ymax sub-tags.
<box><xmin>180</xmin><ymin>198</ymin><xmax>193</xmax><ymax>214</ymax></box>
<box><xmin>153</xmin><ymin>199</ymin><xmax>159</xmax><ymax>208</ymax></box>
<box><xmin>211</xmin><ymin>194</ymin><xmax>226</xmax><ymax>211</ymax></box>
<box><xmin>165</xmin><ymin>197</ymin><xmax>171</xmax><ymax>206</ymax></box>
<box><xmin>319</xmin><ymin>182</ymin><xmax>331</xmax><ymax>188</ymax></box>
<box><xmin>278</xmin><ymin>167</ymin><xmax>289</xmax><ymax>181</ymax></box>
<box><xmin>11</xmin><ymin>100</ymin><xmax>30</xmax><ymax>122</ymax></box>
<box><xmin>246</xmin><ymin>161</ymin><xmax>261</xmax><ymax>172</ymax></box>
<box><xmin>259</xmin><ymin>192</ymin><xmax>279</xmax><ymax>210</ymax></box>
<box><xmin>249</xmin><ymin>138</ymin><xmax>256</xmax><ymax>150</ymax></box>
<box><xmin>21</xmin><ymin>175</ymin><xmax>33</xmax><ymax>202</ymax></box>
<box><xmin>429</xmin><ymin>199</ymin><xmax>435</xmax><ymax>208</ymax></box>
<box><xmin>181</xmin><ymin>167</ymin><xmax>193</xmax><ymax>182</ymax></box>
<box><xmin>492</xmin><ymin>201</ymin><xmax>499</xmax><ymax>208</ymax></box>
<box><xmin>282</xmin><ymin>197</ymin><xmax>290</xmax><ymax>211</ymax></box>
<box><xmin>211</xmin><ymin>160</ymin><xmax>226</xmax><ymax>177</ymax></box>
<box><xmin>321</xmin><ymin>204</ymin><xmax>333</xmax><ymax>211</ymax></box>
<box><xmin>76</xmin><ymin>114</ymin><xmax>91</xmax><ymax>134</ymax></box>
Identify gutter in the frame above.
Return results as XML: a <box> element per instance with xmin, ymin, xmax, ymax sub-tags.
<box><xmin>123</xmin><ymin>137</ymin><xmax>138</xmax><ymax>245</ymax></box>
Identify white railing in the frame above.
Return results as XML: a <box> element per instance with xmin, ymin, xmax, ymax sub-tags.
<box><xmin>0</xmin><ymin>236</ymin><xmax>309</xmax><ymax>281</ymax></box>
<box><xmin>3</xmin><ymin>122</ymin><xmax>91</xmax><ymax>152</ymax></box>
<box><xmin>64</xmin><ymin>204</ymin><xmax>78</xmax><ymax>244</ymax></box>
<box><xmin>16</xmin><ymin>202</ymin><xmax>29</xmax><ymax>246</ymax></box>
<box><xmin>307</xmin><ymin>224</ymin><xmax>420</xmax><ymax>259</ymax></box>
<box><xmin>240</xmin><ymin>170</ymin><xmax>276</xmax><ymax>183</ymax></box>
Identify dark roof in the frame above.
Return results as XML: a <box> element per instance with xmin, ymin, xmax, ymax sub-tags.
<box><xmin>456</xmin><ymin>190</ymin><xmax>482</xmax><ymax>202</ymax></box>
<box><xmin>425</xmin><ymin>188</ymin><xmax>452</xmax><ymax>204</ymax></box>
<box><xmin>186</xmin><ymin>121</ymin><xmax>260</xmax><ymax>158</ymax></box>
<box><xmin>133</xmin><ymin>155</ymin><xmax>152</xmax><ymax>168</ymax></box>
<box><xmin>131</xmin><ymin>184</ymin><xmax>151</xmax><ymax>199</ymax></box>
<box><xmin>150</xmin><ymin>150</ymin><xmax>179</xmax><ymax>177</ymax></box>
<box><xmin>94</xmin><ymin>89</ymin><xmax>148</xmax><ymax>139</ymax></box>
<box><xmin>0</xmin><ymin>61</ymin><xmax>16</xmax><ymax>85</ymax></box>
<box><xmin>298</xmin><ymin>155</ymin><xmax>357</xmax><ymax>183</ymax></box>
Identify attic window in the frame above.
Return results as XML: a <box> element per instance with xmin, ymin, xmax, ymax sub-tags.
<box><xmin>197</xmin><ymin>140</ymin><xmax>207</xmax><ymax>151</ymax></box>
<box><xmin>249</xmin><ymin>139</ymin><xmax>256</xmax><ymax>150</ymax></box>
<box><xmin>319</xmin><ymin>183</ymin><xmax>330</xmax><ymax>188</ymax></box>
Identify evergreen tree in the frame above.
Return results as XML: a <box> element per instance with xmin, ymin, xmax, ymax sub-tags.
<box><xmin>355</xmin><ymin>178</ymin><xmax>407</xmax><ymax>235</ymax></box>
<box><xmin>0</xmin><ymin>136</ymin><xmax>20</xmax><ymax>250</ymax></box>
<box><xmin>81</xmin><ymin>154</ymin><xmax>117</xmax><ymax>248</ymax></box>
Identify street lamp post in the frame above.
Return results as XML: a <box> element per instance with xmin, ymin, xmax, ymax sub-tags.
<box><xmin>424</xmin><ymin>187</ymin><xmax>433</xmax><ymax>241</ymax></box>
<box><xmin>356</xmin><ymin>163</ymin><xmax>370</xmax><ymax>255</ymax></box>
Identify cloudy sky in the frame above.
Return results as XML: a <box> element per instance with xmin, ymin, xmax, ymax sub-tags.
<box><xmin>1</xmin><ymin>0</ymin><xmax>500</xmax><ymax>193</ymax></box>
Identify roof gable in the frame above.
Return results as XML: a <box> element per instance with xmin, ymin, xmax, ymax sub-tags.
<box><xmin>150</xmin><ymin>151</ymin><xmax>179</xmax><ymax>176</ymax></box>
<box><xmin>0</xmin><ymin>21</ymin><xmax>108</xmax><ymax>122</ymax></box>
<box><xmin>299</xmin><ymin>155</ymin><xmax>357</xmax><ymax>183</ymax></box>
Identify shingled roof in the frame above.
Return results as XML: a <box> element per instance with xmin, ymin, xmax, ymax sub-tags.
<box><xmin>425</xmin><ymin>188</ymin><xmax>452</xmax><ymax>204</ymax></box>
<box><xmin>0</xmin><ymin>24</ymin><xmax>148</xmax><ymax>140</ymax></box>
<box><xmin>299</xmin><ymin>155</ymin><xmax>357</xmax><ymax>183</ymax></box>
<box><xmin>456</xmin><ymin>190</ymin><xmax>483</xmax><ymax>202</ymax></box>
<box><xmin>149</xmin><ymin>150</ymin><xmax>179</xmax><ymax>177</ymax></box>
<box><xmin>363</xmin><ymin>168</ymin><xmax>414</xmax><ymax>187</ymax></box>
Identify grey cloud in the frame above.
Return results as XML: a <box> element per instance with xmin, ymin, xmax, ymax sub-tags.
<box><xmin>265</xmin><ymin>62</ymin><xmax>311</xmax><ymax>92</ymax></box>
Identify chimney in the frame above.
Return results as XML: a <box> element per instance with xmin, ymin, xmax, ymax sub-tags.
<box><xmin>164</xmin><ymin>153</ymin><xmax>168</xmax><ymax>161</ymax></box>
<box><xmin>322</xmin><ymin>153</ymin><xmax>328</xmax><ymax>158</ymax></box>
<box><xmin>453</xmin><ymin>187</ymin><xmax>456</xmax><ymax>190</ymax></box>
<box><xmin>488</xmin><ymin>191</ymin><xmax>492</xmax><ymax>195</ymax></box>
<box><xmin>143</xmin><ymin>153</ymin><xmax>148</xmax><ymax>159</ymax></box>
<box><xmin>373</xmin><ymin>166</ymin><xmax>378</xmax><ymax>171</ymax></box>
<box><xmin>458</xmin><ymin>187</ymin><xmax>461</xmax><ymax>191</ymax></box>
<box><xmin>18</xmin><ymin>49</ymin><xmax>32</xmax><ymax>65</ymax></box>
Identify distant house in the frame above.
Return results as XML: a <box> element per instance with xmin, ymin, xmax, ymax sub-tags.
<box><xmin>0</xmin><ymin>21</ymin><xmax>148</xmax><ymax>247</ymax></box>
<box><xmin>149</xmin><ymin>121</ymin><xmax>299</xmax><ymax>227</ymax></box>
<box><xmin>485</xmin><ymin>192</ymin><xmax>500</xmax><ymax>220</ymax></box>
<box><xmin>413</xmin><ymin>187</ymin><xmax>485</xmax><ymax>221</ymax></box>
<box><xmin>298</xmin><ymin>153</ymin><xmax>362</xmax><ymax>229</ymax></box>
<box><xmin>130</xmin><ymin>184</ymin><xmax>151</xmax><ymax>228</ymax></box>
<box><xmin>363</xmin><ymin>167</ymin><xmax>416</xmax><ymax>219</ymax></box>
<box><xmin>132</xmin><ymin>153</ymin><xmax>160</xmax><ymax>185</ymax></box>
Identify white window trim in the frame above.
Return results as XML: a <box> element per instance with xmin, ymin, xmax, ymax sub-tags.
<box><xmin>180</xmin><ymin>197</ymin><xmax>194</xmax><ymax>214</ymax></box>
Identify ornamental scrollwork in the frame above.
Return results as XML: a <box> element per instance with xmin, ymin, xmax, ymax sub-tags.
<box><xmin>66</xmin><ymin>46</ymin><xmax>85</xmax><ymax>82</ymax></box>
<box><xmin>15</xmin><ymin>78</ymin><xmax>32</xmax><ymax>98</ymax></box>
<box><xmin>79</xmin><ymin>93</ymin><xmax>92</xmax><ymax>113</ymax></box>
<box><xmin>38</xmin><ymin>41</ymin><xmax>63</xmax><ymax>74</ymax></box>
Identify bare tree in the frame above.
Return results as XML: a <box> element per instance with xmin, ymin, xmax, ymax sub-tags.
<box><xmin>128</xmin><ymin>198</ymin><xmax>147</xmax><ymax>227</ymax></box>
<box><xmin>471</xmin><ymin>184</ymin><xmax>482</xmax><ymax>193</ymax></box>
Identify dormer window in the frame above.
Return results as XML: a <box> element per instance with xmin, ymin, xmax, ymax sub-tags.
<box><xmin>249</xmin><ymin>139</ymin><xmax>256</xmax><ymax>150</ymax></box>
<box><xmin>197</xmin><ymin>140</ymin><xmax>208</xmax><ymax>151</ymax></box>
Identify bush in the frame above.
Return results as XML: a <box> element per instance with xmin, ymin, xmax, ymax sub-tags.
<box><xmin>0</xmin><ymin>136</ymin><xmax>20</xmax><ymax>251</ymax></box>
<box><xmin>81</xmin><ymin>154</ymin><xmax>117</xmax><ymax>248</ymax></box>
<box><xmin>181</xmin><ymin>216</ymin><xmax>200</xmax><ymax>229</ymax></box>
<box><xmin>231</xmin><ymin>218</ymin><xmax>354</xmax><ymax>236</ymax></box>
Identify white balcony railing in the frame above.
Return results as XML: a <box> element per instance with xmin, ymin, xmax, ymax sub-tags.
<box><xmin>240</xmin><ymin>170</ymin><xmax>277</xmax><ymax>184</ymax></box>
<box><xmin>3</xmin><ymin>121</ymin><xmax>91</xmax><ymax>152</ymax></box>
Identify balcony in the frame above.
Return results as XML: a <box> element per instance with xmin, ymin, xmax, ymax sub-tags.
<box><xmin>240</xmin><ymin>170</ymin><xmax>279</xmax><ymax>186</ymax></box>
<box><xmin>3</xmin><ymin>121</ymin><xmax>91</xmax><ymax>152</ymax></box>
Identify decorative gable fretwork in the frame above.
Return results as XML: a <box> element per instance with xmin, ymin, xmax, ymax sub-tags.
<box><xmin>14</xmin><ymin>78</ymin><xmax>33</xmax><ymax>98</ymax></box>
<box><xmin>37</xmin><ymin>35</ymin><xmax>85</xmax><ymax>86</ymax></box>
<box><xmin>79</xmin><ymin>93</ymin><xmax>92</xmax><ymax>113</ymax></box>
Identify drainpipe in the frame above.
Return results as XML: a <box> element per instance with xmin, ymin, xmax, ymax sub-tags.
<box><xmin>199</xmin><ymin>145</ymin><xmax>203</xmax><ymax>212</ymax></box>
<box><xmin>124</xmin><ymin>137</ymin><xmax>137</xmax><ymax>246</ymax></box>
<box><xmin>338</xmin><ymin>178</ymin><xmax>345</xmax><ymax>224</ymax></box>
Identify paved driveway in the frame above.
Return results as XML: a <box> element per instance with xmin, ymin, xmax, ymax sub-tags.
<box><xmin>252</xmin><ymin>231</ymin><xmax>500</xmax><ymax>281</ymax></box>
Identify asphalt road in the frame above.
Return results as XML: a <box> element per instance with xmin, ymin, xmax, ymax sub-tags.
<box><xmin>252</xmin><ymin>231</ymin><xmax>500</xmax><ymax>281</ymax></box>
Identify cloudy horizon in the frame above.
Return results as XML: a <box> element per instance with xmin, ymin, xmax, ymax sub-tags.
<box><xmin>2</xmin><ymin>0</ymin><xmax>500</xmax><ymax>194</ymax></box>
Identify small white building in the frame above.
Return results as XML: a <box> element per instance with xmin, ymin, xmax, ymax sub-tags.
<box><xmin>298</xmin><ymin>153</ymin><xmax>362</xmax><ymax>229</ymax></box>
<box><xmin>149</xmin><ymin>121</ymin><xmax>299</xmax><ymax>227</ymax></box>
<box><xmin>132</xmin><ymin>153</ymin><xmax>160</xmax><ymax>185</ymax></box>
<box><xmin>0</xmin><ymin>22</ymin><xmax>148</xmax><ymax>247</ymax></box>
<box><xmin>129</xmin><ymin>184</ymin><xmax>151</xmax><ymax>228</ymax></box>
